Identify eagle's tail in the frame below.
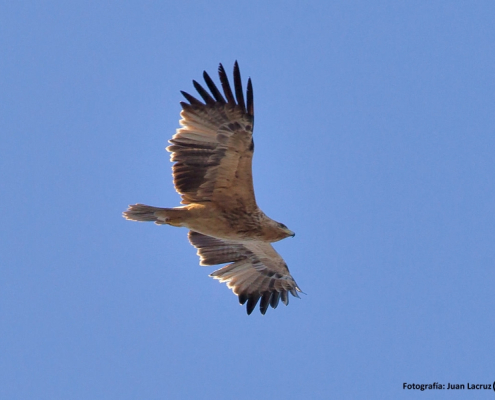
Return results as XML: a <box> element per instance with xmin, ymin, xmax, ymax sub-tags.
<box><xmin>123</xmin><ymin>204</ymin><xmax>184</xmax><ymax>226</ymax></box>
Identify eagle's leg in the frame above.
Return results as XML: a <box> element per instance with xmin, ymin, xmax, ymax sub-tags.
<box><xmin>155</xmin><ymin>215</ymin><xmax>183</xmax><ymax>227</ymax></box>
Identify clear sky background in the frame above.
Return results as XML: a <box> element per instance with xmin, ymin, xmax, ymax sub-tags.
<box><xmin>1</xmin><ymin>2</ymin><xmax>494</xmax><ymax>399</ymax></box>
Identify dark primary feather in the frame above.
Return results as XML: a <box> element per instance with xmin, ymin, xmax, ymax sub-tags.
<box><xmin>192</xmin><ymin>80</ymin><xmax>215</xmax><ymax>105</ymax></box>
<box><xmin>281</xmin><ymin>291</ymin><xmax>289</xmax><ymax>306</ymax></box>
<box><xmin>246</xmin><ymin>294</ymin><xmax>260</xmax><ymax>315</ymax></box>
<box><xmin>233</xmin><ymin>61</ymin><xmax>245</xmax><ymax>110</ymax></box>
<box><xmin>238</xmin><ymin>293</ymin><xmax>248</xmax><ymax>305</ymax></box>
<box><xmin>218</xmin><ymin>63</ymin><xmax>236</xmax><ymax>105</ymax></box>
<box><xmin>270</xmin><ymin>292</ymin><xmax>280</xmax><ymax>308</ymax></box>
<box><xmin>246</xmin><ymin>78</ymin><xmax>254</xmax><ymax>116</ymax></box>
<box><xmin>180</xmin><ymin>91</ymin><xmax>203</xmax><ymax>107</ymax></box>
<box><xmin>203</xmin><ymin>71</ymin><xmax>226</xmax><ymax>103</ymax></box>
<box><xmin>259</xmin><ymin>292</ymin><xmax>272</xmax><ymax>315</ymax></box>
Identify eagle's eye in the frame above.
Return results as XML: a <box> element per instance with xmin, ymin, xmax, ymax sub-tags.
<box><xmin>278</xmin><ymin>223</ymin><xmax>287</xmax><ymax>229</ymax></box>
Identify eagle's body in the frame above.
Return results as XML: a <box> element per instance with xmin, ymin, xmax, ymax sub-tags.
<box><xmin>128</xmin><ymin>203</ymin><xmax>288</xmax><ymax>243</ymax></box>
<box><xmin>124</xmin><ymin>62</ymin><xmax>301</xmax><ymax>314</ymax></box>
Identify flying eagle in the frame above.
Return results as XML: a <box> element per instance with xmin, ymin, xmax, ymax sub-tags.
<box><xmin>124</xmin><ymin>62</ymin><xmax>301</xmax><ymax>315</ymax></box>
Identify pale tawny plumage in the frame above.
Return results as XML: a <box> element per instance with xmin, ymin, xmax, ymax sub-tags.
<box><xmin>124</xmin><ymin>62</ymin><xmax>301</xmax><ymax>315</ymax></box>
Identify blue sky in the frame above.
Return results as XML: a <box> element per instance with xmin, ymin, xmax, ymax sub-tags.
<box><xmin>1</xmin><ymin>1</ymin><xmax>495</xmax><ymax>399</ymax></box>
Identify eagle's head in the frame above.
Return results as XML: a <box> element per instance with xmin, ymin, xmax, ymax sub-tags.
<box><xmin>272</xmin><ymin>221</ymin><xmax>295</xmax><ymax>241</ymax></box>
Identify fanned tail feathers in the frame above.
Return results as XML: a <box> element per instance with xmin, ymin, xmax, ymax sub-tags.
<box><xmin>123</xmin><ymin>204</ymin><xmax>176</xmax><ymax>225</ymax></box>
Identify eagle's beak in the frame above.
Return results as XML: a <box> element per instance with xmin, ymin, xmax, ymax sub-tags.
<box><xmin>289</xmin><ymin>230</ymin><xmax>295</xmax><ymax>238</ymax></box>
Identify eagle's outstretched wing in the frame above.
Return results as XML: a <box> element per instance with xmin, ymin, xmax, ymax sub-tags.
<box><xmin>188</xmin><ymin>231</ymin><xmax>301</xmax><ymax>315</ymax></box>
<box><xmin>167</xmin><ymin>62</ymin><xmax>257</xmax><ymax>211</ymax></box>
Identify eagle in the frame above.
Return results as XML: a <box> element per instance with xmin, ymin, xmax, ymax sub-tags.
<box><xmin>124</xmin><ymin>62</ymin><xmax>301</xmax><ymax>315</ymax></box>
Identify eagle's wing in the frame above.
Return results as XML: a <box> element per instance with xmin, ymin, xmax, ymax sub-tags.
<box><xmin>188</xmin><ymin>231</ymin><xmax>301</xmax><ymax>315</ymax></box>
<box><xmin>167</xmin><ymin>62</ymin><xmax>256</xmax><ymax>210</ymax></box>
